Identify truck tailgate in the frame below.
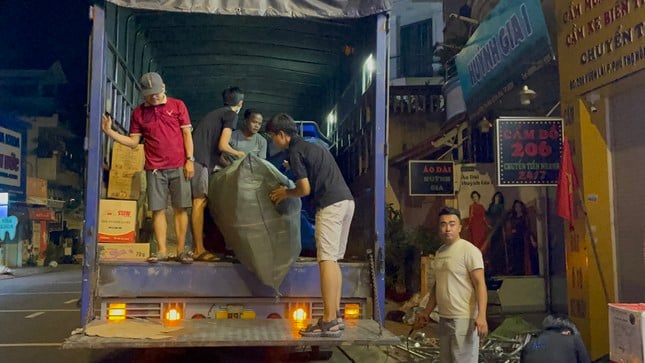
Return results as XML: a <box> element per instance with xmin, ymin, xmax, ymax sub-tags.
<box><xmin>63</xmin><ymin>318</ymin><xmax>399</xmax><ymax>349</ymax></box>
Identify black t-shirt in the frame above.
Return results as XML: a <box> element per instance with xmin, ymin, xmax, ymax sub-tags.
<box><xmin>521</xmin><ymin>330</ymin><xmax>591</xmax><ymax>363</ymax></box>
<box><xmin>192</xmin><ymin>107</ymin><xmax>237</xmax><ymax>170</ymax></box>
<box><xmin>287</xmin><ymin>135</ymin><xmax>353</xmax><ymax>209</ymax></box>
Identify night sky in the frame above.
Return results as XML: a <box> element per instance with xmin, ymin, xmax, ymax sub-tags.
<box><xmin>0</xmin><ymin>0</ymin><xmax>90</xmax><ymax>133</ymax></box>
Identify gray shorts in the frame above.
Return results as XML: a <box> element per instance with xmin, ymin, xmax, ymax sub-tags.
<box><xmin>315</xmin><ymin>199</ymin><xmax>355</xmax><ymax>261</ymax></box>
<box><xmin>191</xmin><ymin>162</ymin><xmax>210</xmax><ymax>198</ymax></box>
<box><xmin>438</xmin><ymin>317</ymin><xmax>479</xmax><ymax>363</ymax></box>
<box><xmin>146</xmin><ymin>167</ymin><xmax>192</xmax><ymax>211</ymax></box>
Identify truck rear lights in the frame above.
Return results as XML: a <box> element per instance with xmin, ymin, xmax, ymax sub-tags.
<box><xmin>343</xmin><ymin>303</ymin><xmax>360</xmax><ymax>319</ymax></box>
<box><xmin>291</xmin><ymin>307</ymin><xmax>307</xmax><ymax>322</ymax></box>
<box><xmin>162</xmin><ymin>303</ymin><xmax>184</xmax><ymax>326</ymax></box>
<box><xmin>107</xmin><ymin>303</ymin><xmax>126</xmax><ymax>321</ymax></box>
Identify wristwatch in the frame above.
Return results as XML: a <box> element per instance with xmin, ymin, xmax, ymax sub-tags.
<box><xmin>186</xmin><ymin>156</ymin><xmax>195</xmax><ymax>162</ymax></box>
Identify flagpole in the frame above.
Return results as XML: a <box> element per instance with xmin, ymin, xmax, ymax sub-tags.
<box><xmin>576</xmin><ymin>189</ymin><xmax>611</xmax><ymax>304</ymax></box>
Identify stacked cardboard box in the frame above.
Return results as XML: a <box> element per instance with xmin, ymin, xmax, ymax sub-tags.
<box><xmin>98</xmin><ymin>242</ymin><xmax>150</xmax><ymax>261</ymax></box>
<box><xmin>100</xmin><ymin>143</ymin><xmax>148</xmax><ymax>261</ymax></box>
<box><xmin>107</xmin><ymin>143</ymin><xmax>144</xmax><ymax>200</ymax></box>
<box><xmin>98</xmin><ymin>199</ymin><xmax>137</xmax><ymax>243</ymax></box>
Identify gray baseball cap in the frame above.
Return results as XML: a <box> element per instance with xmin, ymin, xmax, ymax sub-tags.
<box><xmin>140</xmin><ymin>72</ymin><xmax>164</xmax><ymax>96</ymax></box>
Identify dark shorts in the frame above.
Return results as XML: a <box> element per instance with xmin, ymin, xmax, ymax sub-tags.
<box><xmin>191</xmin><ymin>162</ymin><xmax>210</xmax><ymax>199</ymax></box>
<box><xmin>146</xmin><ymin>167</ymin><xmax>192</xmax><ymax>211</ymax></box>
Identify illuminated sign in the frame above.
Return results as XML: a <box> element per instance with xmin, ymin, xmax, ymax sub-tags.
<box><xmin>496</xmin><ymin>117</ymin><xmax>563</xmax><ymax>186</ymax></box>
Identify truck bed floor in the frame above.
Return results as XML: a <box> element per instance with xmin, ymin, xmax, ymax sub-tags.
<box><xmin>63</xmin><ymin>318</ymin><xmax>400</xmax><ymax>349</ymax></box>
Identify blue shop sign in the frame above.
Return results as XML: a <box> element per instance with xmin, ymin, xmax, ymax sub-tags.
<box><xmin>455</xmin><ymin>0</ymin><xmax>553</xmax><ymax>118</ymax></box>
<box><xmin>0</xmin><ymin>114</ymin><xmax>31</xmax><ymax>200</ymax></box>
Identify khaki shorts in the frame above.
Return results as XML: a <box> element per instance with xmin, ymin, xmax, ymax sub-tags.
<box><xmin>315</xmin><ymin>199</ymin><xmax>355</xmax><ymax>261</ymax></box>
<box><xmin>438</xmin><ymin>317</ymin><xmax>479</xmax><ymax>363</ymax></box>
<box><xmin>146</xmin><ymin>167</ymin><xmax>192</xmax><ymax>211</ymax></box>
<box><xmin>191</xmin><ymin>162</ymin><xmax>210</xmax><ymax>199</ymax></box>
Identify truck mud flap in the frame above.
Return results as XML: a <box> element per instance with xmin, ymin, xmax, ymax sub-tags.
<box><xmin>62</xmin><ymin>318</ymin><xmax>400</xmax><ymax>349</ymax></box>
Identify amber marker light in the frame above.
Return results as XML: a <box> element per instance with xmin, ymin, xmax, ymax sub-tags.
<box><xmin>165</xmin><ymin>308</ymin><xmax>181</xmax><ymax>321</ymax></box>
<box><xmin>163</xmin><ymin>303</ymin><xmax>184</xmax><ymax>327</ymax></box>
<box><xmin>108</xmin><ymin>303</ymin><xmax>126</xmax><ymax>321</ymax></box>
<box><xmin>343</xmin><ymin>304</ymin><xmax>360</xmax><ymax>319</ymax></box>
<box><xmin>292</xmin><ymin>307</ymin><xmax>307</xmax><ymax>322</ymax></box>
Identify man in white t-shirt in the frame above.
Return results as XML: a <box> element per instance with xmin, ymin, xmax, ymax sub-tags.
<box><xmin>415</xmin><ymin>207</ymin><xmax>488</xmax><ymax>363</ymax></box>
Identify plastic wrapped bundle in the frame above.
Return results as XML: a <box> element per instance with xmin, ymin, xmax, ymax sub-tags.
<box><xmin>208</xmin><ymin>154</ymin><xmax>302</xmax><ymax>292</ymax></box>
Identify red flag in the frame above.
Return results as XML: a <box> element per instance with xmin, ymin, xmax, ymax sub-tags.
<box><xmin>556</xmin><ymin>137</ymin><xmax>578</xmax><ymax>229</ymax></box>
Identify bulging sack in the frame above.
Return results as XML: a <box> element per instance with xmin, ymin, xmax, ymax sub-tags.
<box><xmin>208</xmin><ymin>154</ymin><xmax>301</xmax><ymax>291</ymax></box>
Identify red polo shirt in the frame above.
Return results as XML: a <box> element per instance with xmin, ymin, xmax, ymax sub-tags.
<box><xmin>129</xmin><ymin>97</ymin><xmax>192</xmax><ymax>170</ymax></box>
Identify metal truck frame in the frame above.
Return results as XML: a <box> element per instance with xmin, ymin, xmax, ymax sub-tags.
<box><xmin>66</xmin><ymin>0</ymin><xmax>395</xmax><ymax>349</ymax></box>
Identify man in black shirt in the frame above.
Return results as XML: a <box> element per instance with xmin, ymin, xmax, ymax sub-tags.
<box><xmin>191</xmin><ymin>87</ymin><xmax>245</xmax><ymax>261</ymax></box>
<box><xmin>267</xmin><ymin>113</ymin><xmax>355</xmax><ymax>337</ymax></box>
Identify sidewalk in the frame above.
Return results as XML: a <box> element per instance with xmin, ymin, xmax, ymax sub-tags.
<box><xmin>0</xmin><ymin>263</ymin><xmax>77</xmax><ymax>280</ymax></box>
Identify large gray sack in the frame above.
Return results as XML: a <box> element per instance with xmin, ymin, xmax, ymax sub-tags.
<box><xmin>208</xmin><ymin>154</ymin><xmax>301</xmax><ymax>292</ymax></box>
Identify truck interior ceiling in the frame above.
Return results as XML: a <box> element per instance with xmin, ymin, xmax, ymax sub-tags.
<box><xmin>105</xmin><ymin>2</ymin><xmax>377</xmax><ymax>126</ymax></box>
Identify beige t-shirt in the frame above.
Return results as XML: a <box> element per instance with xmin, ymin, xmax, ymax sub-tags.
<box><xmin>432</xmin><ymin>238</ymin><xmax>484</xmax><ymax>319</ymax></box>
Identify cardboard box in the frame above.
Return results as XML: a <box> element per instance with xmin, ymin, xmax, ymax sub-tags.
<box><xmin>609</xmin><ymin>303</ymin><xmax>645</xmax><ymax>363</ymax></box>
<box><xmin>98</xmin><ymin>243</ymin><xmax>149</xmax><ymax>261</ymax></box>
<box><xmin>107</xmin><ymin>170</ymin><xmax>142</xmax><ymax>200</ymax></box>
<box><xmin>98</xmin><ymin>199</ymin><xmax>137</xmax><ymax>242</ymax></box>
<box><xmin>111</xmin><ymin>143</ymin><xmax>145</xmax><ymax>171</ymax></box>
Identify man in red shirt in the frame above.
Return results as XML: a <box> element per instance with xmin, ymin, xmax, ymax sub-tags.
<box><xmin>102</xmin><ymin>72</ymin><xmax>195</xmax><ymax>263</ymax></box>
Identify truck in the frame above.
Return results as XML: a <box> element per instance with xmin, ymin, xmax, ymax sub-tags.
<box><xmin>64</xmin><ymin>0</ymin><xmax>398</xmax><ymax>353</ymax></box>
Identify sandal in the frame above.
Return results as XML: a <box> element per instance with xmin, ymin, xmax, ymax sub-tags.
<box><xmin>195</xmin><ymin>251</ymin><xmax>219</xmax><ymax>262</ymax></box>
<box><xmin>147</xmin><ymin>252</ymin><xmax>168</xmax><ymax>263</ymax></box>
<box><xmin>299</xmin><ymin>319</ymin><xmax>342</xmax><ymax>338</ymax></box>
<box><xmin>337</xmin><ymin>310</ymin><xmax>345</xmax><ymax>330</ymax></box>
<box><xmin>177</xmin><ymin>252</ymin><xmax>194</xmax><ymax>264</ymax></box>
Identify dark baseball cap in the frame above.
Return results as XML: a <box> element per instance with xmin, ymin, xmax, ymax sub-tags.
<box><xmin>140</xmin><ymin>72</ymin><xmax>164</xmax><ymax>96</ymax></box>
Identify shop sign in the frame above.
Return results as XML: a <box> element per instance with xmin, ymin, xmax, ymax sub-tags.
<box><xmin>496</xmin><ymin>117</ymin><xmax>563</xmax><ymax>186</ymax></box>
<box><xmin>455</xmin><ymin>0</ymin><xmax>554</xmax><ymax>118</ymax></box>
<box><xmin>556</xmin><ymin>1</ymin><xmax>645</xmax><ymax>96</ymax></box>
<box><xmin>26</xmin><ymin>177</ymin><xmax>48</xmax><ymax>205</ymax></box>
<box><xmin>0</xmin><ymin>125</ymin><xmax>26</xmax><ymax>197</ymax></box>
<box><xmin>0</xmin><ymin>215</ymin><xmax>18</xmax><ymax>241</ymax></box>
<box><xmin>408</xmin><ymin>160</ymin><xmax>455</xmax><ymax>196</ymax></box>
<box><xmin>28</xmin><ymin>208</ymin><xmax>56</xmax><ymax>221</ymax></box>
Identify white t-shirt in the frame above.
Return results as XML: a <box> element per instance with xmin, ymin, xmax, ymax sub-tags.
<box><xmin>433</xmin><ymin>238</ymin><xmax>484</xmax><ymax>319</ymax></box>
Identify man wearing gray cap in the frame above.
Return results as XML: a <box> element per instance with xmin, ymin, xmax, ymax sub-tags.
<box><xmin>102</xmin><ymin>72</ymin><xmax>195</xmax><ymax>263</ymax></box>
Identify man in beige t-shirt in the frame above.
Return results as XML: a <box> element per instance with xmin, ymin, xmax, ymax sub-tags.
<box><xmin>415</xmin><ymin>207</ymin><xmax>488</xmax><ymax>363</ymax></box>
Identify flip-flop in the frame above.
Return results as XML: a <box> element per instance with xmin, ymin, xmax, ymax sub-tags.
<box><xmin>177</xmin><ymin>252</ymin><xmax>194</xmax><ymax>264</ymax></box>
<box><xmin>147</xmin><ymin>253</ymin><xmax>169</xmax><ymax>263</ymax></box>
<box><xmin>299</xmin><ymin>319</ymin><xmax>342</xmax><ymax>338</ymax></box>
<box><xmin>195</xmin><ymin>252</ymin><xmax>220</xmax><ymax>262</ymax></box>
